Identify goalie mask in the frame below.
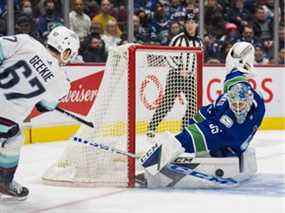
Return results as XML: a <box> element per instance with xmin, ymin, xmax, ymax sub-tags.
<box><xmin>225</xmin><ymin>42</ymin><xmax>255</xmax><ymax>75</ymax></box>
<box><xmin>47</xmin><ymin>26</ymin><xmax>80</xmax><ymax>64</ymax></box>
<box><xmin>227</xmin><ymin>83</ymin><xmax>254</xmax><ymax>124</ymax></box>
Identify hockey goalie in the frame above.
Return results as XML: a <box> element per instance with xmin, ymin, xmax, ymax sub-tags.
<box><xmin>139</xmin><ymin>42</ymin><xmax>265</xmax><ymax>188</ymax></box>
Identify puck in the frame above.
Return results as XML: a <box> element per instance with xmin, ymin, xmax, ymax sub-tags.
<box><xmin>215</xmin><ymin>169</ymin><xmax>224</xmax><ymax>177</ymax></box>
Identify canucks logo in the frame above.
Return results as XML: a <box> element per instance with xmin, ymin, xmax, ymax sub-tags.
<box><xmin>219</xmin><ymin>115</ymin><xmax>233</xmax><ymax>128</ymax></box>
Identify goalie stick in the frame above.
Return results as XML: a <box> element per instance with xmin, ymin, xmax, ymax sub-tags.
<box><xmin>55</xmin><ymin>107</ymin><xmax>139</xmax><ymax>159</ymax></box>
<box><xmin>73</xmin><ymin>136</ymin><xmax>139</xmax><ymax>159</ymax></box>
<box><xmin>56</xmin><ymin>107</ymin><xmax>240</xmax><ymax>187</ymax></box>
<box><xmin>73</xmin><ymin>136</ymin><xmax>240</xmax><ymax>187</ymax></box>
<box><xmin>166</xmin><ymin>163</ymin><xmax>239</xmax><ymax>187</ymax></box>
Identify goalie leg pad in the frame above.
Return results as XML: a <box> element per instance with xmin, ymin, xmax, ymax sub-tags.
<box><xmin>144</xmin><ymin>162</ymin><xmax>239</xmax><ymax>189</ymax></box>
<box><xmin>238</xmin><ymin>147</ymin><xmax>257</xmax><ymax>181</ymax></box>
<box><xmin>144</xmin><ymin>148</ymin><xmax>258</xmax><ymax>188</ymax></box>
<box><xmin>140</xmin><ymin>131</ymin><xmax>185</xmax><ymax>175</ymax></box>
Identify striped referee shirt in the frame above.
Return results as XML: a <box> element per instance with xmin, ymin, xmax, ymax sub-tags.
<box><xmin>169</xmin><ymin>31</ymin><xmax>203</xmax><ymax>48</ymax></box>
<box><xmin>167</xmin><ymin>31</ymin><xmax>203</xmax><ymax>75</ymax></box>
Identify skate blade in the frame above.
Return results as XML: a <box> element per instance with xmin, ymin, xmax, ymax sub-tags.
<box><xmin>0</xmin><ymin>193</ymin><xmax>28</xmax><ymax>201</ymax></box>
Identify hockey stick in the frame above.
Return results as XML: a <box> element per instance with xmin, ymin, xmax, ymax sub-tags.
<box><xmin>74</xmin><ymin>136</ymin><xmax>239</xmax><ymax>187</ymax></box>
<box><xmin>166</xmin><ymin>163</ymin><xmax>239</xmax><ymax>187</ymax></box>
<box><xmin>55</xmin><ymin>107</ymin><xmax>240</xmax><ymax>187</ymax></box>
<box><xmin>55</xmin><ymin>107</ymin><xmax>138</xmax><ymax>159</ymax></box>
<box><xmin>55</xmin><ymin>107</ymin><xmax>94</xmax><ymax>128</ymax></box>
<box><xmin>73</xmin><ymin>136</ymin><xmax>139</xmax><ymax>159</ymax></box>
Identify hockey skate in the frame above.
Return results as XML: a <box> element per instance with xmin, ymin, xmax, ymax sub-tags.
<box><xmin>0</xmin><ymin>180</ymin><xmax>29</xmax><ymax>201</ymax></box>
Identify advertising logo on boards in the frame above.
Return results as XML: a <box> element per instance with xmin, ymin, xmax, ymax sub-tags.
<box><xmin>26</xmin><ymin>71</ymin><xmax>104</xmax><ymax>120</ymax></box>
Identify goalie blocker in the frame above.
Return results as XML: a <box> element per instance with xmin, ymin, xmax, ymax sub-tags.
<box><xmin>140</xmin><ymin>132</ymin><xmax>257</xmax><ymax>188</ymax></box>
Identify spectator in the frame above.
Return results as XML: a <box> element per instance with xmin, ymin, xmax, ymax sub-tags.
<box><xmin>69</xmin><ymin>0</ymin><xmax>91</xmax><ymax>42</ymax></box>
<box><xmin>237</xmin><ymin>24</ymin><xmax>262</xmax><ymax>47</ymax></box>
<box><xmin>135</xmin><ymin>0</ymin><xmax>157</xmax><ymax>12</ymax></box>
<box><xmin>20</xmin><ymin>0</ymin><xmax>34</xmax><ymax>17</ymax></box>
<box><xmin>90</xmin><ymin>20</ymin><xmax>104</xmax><ymax>35</ymax></box>
<box><xmin>254</xmin><ymin>45</ymin><xmax>269</xmax><ymax>64</ymax></box>
<box><xmin>263</xmin><ymin>39</ymin><xmax>274</xmax><ymax>59</ymax></box>
<box><xmin>219</xmin><ymin>42</ymin><xmax>233</xmax><ymax>63</ymax></box>
<box><xmin>136</xmin><ymin>8</ymin><xmax>149</xmax><ymax>29</ymax></box>
<box><xmin>253</xmin><ymin>6</ymin><xmax>273</xmax><ymax>41</ymax></box>
<box><xmin>101</xmin><ymin>19</ymin><xmax>122</xmax><ymax>53</ymax></box>
<box><xmin>0</xmin><ymin>1</ymin><xmax>5</xmax><ymax>17</ymax></box>
<box><xmin>219</xmin><ymin>22</ymin><xmax>239</xmax><ymax>45</ymax></box>
<box><xmin>204</xmin><ymin>0</ymin><xmax>225</xmax><ymax>38</ymax></box>
<box><xmin>262</xmin><ymin>0</ymin><xmax>274</xmax><ymax>19</ymax></box>
<box><xmin>134</xmin><ymin>0</ymin><xmax>148</xmax><ymax>11</ymax></box>
<box><xmin>204</xmin><ymin>33</ymin><xmax>220</xmax><ymax>61</ymax></box>
<box><xmin>81</xmin><ymin>33</ymin><xmax>107</xmax><ymax>62</ymax></box>
<box><xmin>92</xmin><ymin>0</ymin><xmax>118</xmax><ymax>32</ymax></box>
<box><xmin>35</xmin><ymin>0</ymin><xmax>62</xmax><ymax>18</ymax></box>
<box><xmin>279</xmin><ymin>25</ymin><xmax>285</xmax><ymax>49</ymax></box>
<box><xmin>184</xmin><ymin>0</ymin><xmax>199</xmax><ymax>17</ymax></box>
<box><xmin>169</xmin><ymin>0</ymin><xmax>186</xmax><ymax>23</ymax></box>
<box><xmin>278</xmin><ymin>48</ymin><xmax>285</xmax><ymax>64</ymax></box>
<box><xmin>0</xmin><ymin>0</ymin><xmax>20</xmax><ymax>17</ymax></box>
<box><xmin>226</xmin><ymin>0</ymin><xmax>251</xmax><ymax>30</ymax></box>
<box><xmin>167</xmin><ymin>21</ymin><xmax>182</xmax><ymax>43</ymax></box>
<box><xmin>149</xmin><ymin>1</ymin><xmax>170</xmax><ymax>45</ymax></box>
<box><xmin>133</xmin><ymin>15</ymin><xmax>149</xmax><ymax>44</ymax></box>
<box><xmin>35</xmin><ymin>0</ymin><xmax>63</xmax><ymax>42</ymax></box>
<box><xmin>116</xmin><ymin>2</ymin><xmax>127</xmax><ymax>32</ymax></box>
<box><xmin>85</xmin><ymin>0</ymin><xmax>99</xmax><ymax>18</ymax></box>
<box><xmin>253</xmin><ymin>6</ymin><xmax>273</xmax><ymax>58</ymax></box>
<box><xmin>15</xmin><ymin>14</ymin><xmax>41</xmax><ymax>41</ymax></box>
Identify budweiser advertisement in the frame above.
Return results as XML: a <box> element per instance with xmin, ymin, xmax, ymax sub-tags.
<box><xmin>26</xmin><ymin>65</ymin><xmax>104</xmax><ymax>125</ymax></box>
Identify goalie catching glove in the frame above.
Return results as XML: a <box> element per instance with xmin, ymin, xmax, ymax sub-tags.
<box><xmin>225</xmin><ymin>42</ymin><xmax>255</xmax><ymax>76</ymax></box>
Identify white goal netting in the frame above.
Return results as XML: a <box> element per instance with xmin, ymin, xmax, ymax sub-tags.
<box><xmin>42</xmin><ymin>44</ymin><xmax>203</xmax><ymax>187</ymax></box>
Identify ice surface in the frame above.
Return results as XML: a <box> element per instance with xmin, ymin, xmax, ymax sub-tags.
<box><xmin>0</xmin><ymin>131</ymin><xmax>284</xmax><ymax>213</ymax></box>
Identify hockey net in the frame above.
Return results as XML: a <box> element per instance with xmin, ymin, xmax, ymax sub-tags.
<box><xmin>42</xmin><ymin>44</ymin><xmax>203</xmax><ymax>187</ymax></box>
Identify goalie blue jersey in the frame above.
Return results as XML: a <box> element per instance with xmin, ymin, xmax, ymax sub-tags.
<box><xmin>175</xmin><ymin>70</ymin><xmax>265</xmax><ymax>157</ymax></box>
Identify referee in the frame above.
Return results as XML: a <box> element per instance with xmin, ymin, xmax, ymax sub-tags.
<box><xmin>169</xmin><ymin>14</ymin><xmax>203</xmax><ymax>47</ymax></box>
<box><xmin>147</xmin><ymin>13</ymin><xmax>203</xmax><ymax>138</ymax></box>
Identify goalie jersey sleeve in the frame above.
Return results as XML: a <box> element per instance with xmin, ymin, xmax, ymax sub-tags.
<box><xmin>175</xmin><ymin>69</ymin><xmax>265</xmax><ymax>156</ymax></box>
<box><xmin>0</xmin><ymin>34</ymin><xmax>70</xmax><ymax>123</ymax></box>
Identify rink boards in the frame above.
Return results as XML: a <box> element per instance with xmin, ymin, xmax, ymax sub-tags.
<box><xmin>23</xmin><ymin>64</ymin><xmax>285</xmax><ymax>144</ymax></box>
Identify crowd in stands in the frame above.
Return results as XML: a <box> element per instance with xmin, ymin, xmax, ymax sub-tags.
<box><xmin>0</xmin><ymin>0</ymin><xmax>283</xmax><ymax>64</ymax></box>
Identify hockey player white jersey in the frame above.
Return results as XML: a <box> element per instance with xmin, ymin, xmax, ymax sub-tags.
<box><xmin>0</xmin><ymin>34</ymin><xmax>70</xmax><ymax>123</ymax></box>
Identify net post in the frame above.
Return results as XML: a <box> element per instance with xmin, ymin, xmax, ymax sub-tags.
<box><xmin>127</xmin><ymin>45</ymin><xmax>137</xmax><ymax>187</ymax></box>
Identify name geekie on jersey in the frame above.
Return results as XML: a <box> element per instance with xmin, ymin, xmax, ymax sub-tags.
<box><xmin>29</xmin><ymin>55</ymin><xmax>54</xmax><ymax>82</ymax></box>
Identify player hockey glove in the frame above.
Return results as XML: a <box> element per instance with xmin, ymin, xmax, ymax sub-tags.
<box><xmin>35</xmin><ymin>100</ymin><xmax>58</xmax><ymax>113</ymax></box>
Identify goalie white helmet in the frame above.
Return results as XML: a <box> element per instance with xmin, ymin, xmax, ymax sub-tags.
<box><xmin>47</xmin><ymin>26</ymin><xmax>80</xmax><ymax>64</ymax></box>
<box><xmin>225</xmin><ymin>42</ymin><xmax>255</xmax><ymax>75</ymax></box>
